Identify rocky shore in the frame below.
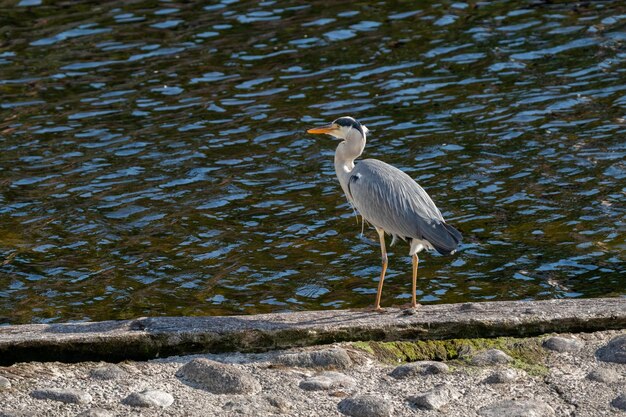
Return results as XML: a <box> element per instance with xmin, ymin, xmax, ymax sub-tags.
<box><xmin>1</xmin><ymin>299</ymin><xmax>625</xmax><ymax>416</ymax></box>
<box><xmin>1</xmin><ymin>329</ymin><xmax>626</xmax><ymax>416</ymax></box>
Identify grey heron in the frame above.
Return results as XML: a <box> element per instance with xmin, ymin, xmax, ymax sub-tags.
<box><xmin>307</xmin><ymin>116</ymin><xmax>462</xmax><ymax>311</ymax></box>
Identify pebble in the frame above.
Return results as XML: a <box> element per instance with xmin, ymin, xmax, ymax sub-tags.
<box><xmin>176</xmin><ymin>358</ymin><xmax>260</xmax><ymax>394</ymax></box>
<box><xmin>223</xmin><ymin>395</ymin><xmax>293</xmax><ymax>415</ymax></box>
<box><xmin>484</xmin><ymin>368</ymin><xmax>519</xmax><ymax>384</ymax></box>
<box><xmin>478</xmin><ymin>400</ymin><xmax>555</xmax><ymax>417</ymax></box>
<box><xmin>470</xmin><ymin>349</ymin><xmax>513</xmax><ymax>366</ymax></box>
<box><xmin>408</xmin><ymin>383</ymin><xmax>461</xmax><ymax>410</ymax></box>
<box><xmin>459</xmin><ymin>303</ymin><xmax>484</xmax><ymax>311</ymax></box>
<box><xmin>122</xmin><ymin>389</ymin><xmax>173</xmax><ymax>408</ymax></box>
<box><xmin>401</xmin><ymin>308</ymin><xmax>416</xmax><ymax>316</ymax></box>
<box><xmin>275</xmin><ymin>348</ymin><xmax>352</xmax><ymax>369</ymax></box>
<box><xmin>300</xmin><ymin>371</ymin><xmax>356</xmax><ymax>391</ymax></box>
<box><xmin>596</xmin><ymin>334</ymin><xmax>626</xmax><ymax>364</ymax></box>
<box><xmin>390</xmin><ymin>361</ymin><xmax>449</xmax><ymax>379</ymax></box>
<box><xmin>89</xmin><ymin>363</ymin><xmax>127</xmax><ymax>380</ymax></box>
<box><xmin>587</xmin><ymin>368</ymin><xmax>620</xmax><ymax>384</ymax></box>
<box><xmin>337</xmin><ymin>394</ymin><xmax>393</xmax><ymax>417</ymax></box>
<box><xmin>611</xmin><ymin>393</ymin><xmax>626</xmax><ymax>411</ymax></box>
<box><xmin>0</xmin><ymin>376</ymin><xmax>11</xmax><ymax>389</ymax></box>
<box><xmin>222</xmin><ymin>399</ymin><xmax>255</xmax><ymax>415</ymax></box>
<box><xmin>30</xmin><ymin>388</ymin><xmax>92</xmax><ymax>404</ymax></box>
<box><xmin>543</xmin><ymin>336</ymin><xmax>583</xmax><ymax>353</ymax></box>
<box><xmin>75</xmin><ymin>408</ymin><xmax>114</xmax><ymax>417</ymax></box>
<box><xmin>266</xmin><ymin>395</ymin><xmax>293</xmax><ymax>413</ymax></box>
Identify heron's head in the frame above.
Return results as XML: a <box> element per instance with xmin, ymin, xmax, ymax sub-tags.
<box><xmin>307</xmin><ymin>116</ymin><xmax>368</xmax><ymax>140</ymax></box>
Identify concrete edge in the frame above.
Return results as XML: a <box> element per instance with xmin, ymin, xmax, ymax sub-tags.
<box><xmin>1</xmin><ymin>298</ymin><xmax>625</xmax><ymax>365</ymax></box>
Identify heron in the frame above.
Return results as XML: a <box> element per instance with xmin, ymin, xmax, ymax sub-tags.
<box><xmin>307</xmin><ymin>116</ymin><xmax>462</xmax><ymax>311</ymax></box>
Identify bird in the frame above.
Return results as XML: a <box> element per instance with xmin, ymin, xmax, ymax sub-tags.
<box><xmin>307</xmin><ymin>116</ymin><xmax>462</xmax><ymax>311</ymax></box>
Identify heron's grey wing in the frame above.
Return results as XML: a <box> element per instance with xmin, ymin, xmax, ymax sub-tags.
<box><xmin>348</xmin><ymin>159</ymin><xmax>461</xmax><ymax>254</ymax></box>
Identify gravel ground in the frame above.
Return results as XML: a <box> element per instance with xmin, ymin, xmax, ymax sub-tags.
<box><xmin>1</xmin><ymin>330</ymin><xmax>625</xmax><ymax>417</ymax></box>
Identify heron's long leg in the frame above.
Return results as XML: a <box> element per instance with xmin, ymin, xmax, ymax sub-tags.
<box><xmin>374</xmin><ymin>228</ymin><xmax>387</xmax><ymax>311</ymax></box>
<box><xmin>411</xmin><ymin>254</ymin><xmax>419</xmax><ymax>308</ymax></box>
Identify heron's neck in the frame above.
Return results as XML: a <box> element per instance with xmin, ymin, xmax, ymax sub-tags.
<box><xmin>334</xmin><ymin>130</ymin><xmax>365</xmax><ymax>198</ymax></box>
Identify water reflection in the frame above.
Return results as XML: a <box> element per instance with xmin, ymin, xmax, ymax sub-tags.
<box><xmin>0</xmin><ymin>0</ymin><xmax>624</xmax><ymax>324</ymax></box>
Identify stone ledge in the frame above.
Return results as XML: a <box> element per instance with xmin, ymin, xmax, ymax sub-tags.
<box><xmin>1</xmin><ymin>298</ymin><xmax>624</xmax><ymax>365</ymax></box>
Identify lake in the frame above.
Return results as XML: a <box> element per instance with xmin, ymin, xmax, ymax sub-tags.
<box><xmin>0</xmin><ymin>0</ymin><xmax>624</xmax><ymax>324</ymax></box>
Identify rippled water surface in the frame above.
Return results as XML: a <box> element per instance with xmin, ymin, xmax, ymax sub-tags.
<box><xmin>1</xmin><ymin>0</ymin><xmax>625</xmax><ymax>324</ymax></box>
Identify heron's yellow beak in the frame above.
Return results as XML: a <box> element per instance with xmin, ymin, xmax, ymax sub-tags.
<box><xmin>307</xmin><ymin>124</ymin><xmax>337</xmax><ymax>135</ymax></box>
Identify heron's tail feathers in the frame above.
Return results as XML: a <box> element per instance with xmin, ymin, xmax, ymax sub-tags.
<box><xmin>444</xmin><ymin>222</ymin><xmax>462</xmax><ymax>242</ymax></box>
<box><xmin>431</xmin><ymin>222</ymin><xmax>462</xmax><ymax>255</ymax></box>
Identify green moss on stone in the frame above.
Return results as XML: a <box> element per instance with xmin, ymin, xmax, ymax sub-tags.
<box><xmin>352</xmin><ymin>341</ymin><xmax>374</xmax><ymax>355</ymax></box>
<box><xmin>350</xmin><ymin>336</ymin><xmax>549</xmax><ymax>376</ymax></box>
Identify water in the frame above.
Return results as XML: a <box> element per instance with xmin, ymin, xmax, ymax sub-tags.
<box><xmin>0</xmin><ymin>0</ymin><xmax>624</xmax><ymax>324</ymax></box>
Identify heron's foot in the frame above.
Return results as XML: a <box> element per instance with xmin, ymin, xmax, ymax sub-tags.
<box><xmin>366</xmin><ymin>305</ymin><xmax>386</xmax><ymax>313</ymax></box>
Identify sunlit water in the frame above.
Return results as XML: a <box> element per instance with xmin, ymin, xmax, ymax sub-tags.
<box><xmin>0</xmin><ymin>0</ymin><xmax>624</xmax><ymax>324</ymax></box>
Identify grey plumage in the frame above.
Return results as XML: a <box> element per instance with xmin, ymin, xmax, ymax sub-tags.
<box><xmin>348</xmin><ymin>159</ymin><xmax>461</xmax><ymax>255</ymax></box>
<box><xmin>307</xmin><ymin>115</ymin><xmax>461</xmax><ymax>310</ymax></box>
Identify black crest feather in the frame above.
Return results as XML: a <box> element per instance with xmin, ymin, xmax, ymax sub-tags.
<box><xmin>333</xmin><ymin>117</ymin><xmax>363</xmax><ymax>135</ymax></box>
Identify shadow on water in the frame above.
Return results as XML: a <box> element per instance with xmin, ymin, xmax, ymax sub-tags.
<box><xmin>0</xmin><ymin>0</ymin><xmax>624</xmax><ymax>323</ymax></box>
